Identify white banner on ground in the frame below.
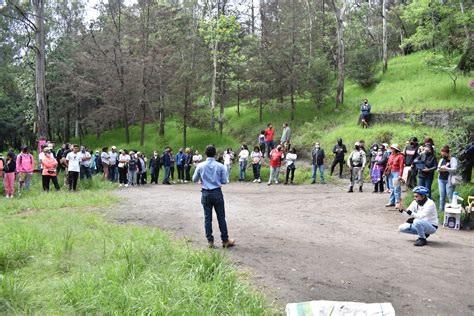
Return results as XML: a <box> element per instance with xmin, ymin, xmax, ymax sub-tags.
<box><xmin>286</xmin><ymin>300</ymin><xmax>395</xmax><ymax>316</ymax></box>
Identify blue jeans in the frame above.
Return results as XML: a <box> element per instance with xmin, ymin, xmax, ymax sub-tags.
<box><xmin>201</xmin><ymin>188</ymin><xmax>229</xmax><ymax>242</ymax></box>
<box><xmin>266</xmin><ymin>141</ymin><xmax>274</xmax><ymax>156</ymax></box>
<box><xmin>164</xmin><ymin>166</ymin><xmax>170</xmax><ymax>183</ymax></box>
<box><xmin>239</xmin><ymin>160</ymin><xmax>247</xmax><ymax>180</ymax></box>
<box><xmin>312</xmin><ymin>164</ymin><xmax>324</xmax><ymax>182</ymax></box>
<box><xmin>418</xmin><ymin>176</ymin><xmax>433</xmax><ymax>198</ymax></box>
<box><xmin>438</xmin><ymin>179</ymin><xmax>454</xmax><ymax>211</ymax></box>
<box><xmin>389</xmin><ymin>171</ymin><xmax>401</xmax><ymax>204</ymax></box>
<box><xmin>252</xmin><ymin>163</ymin><xmax>261</xmax><ymax>180</ymax></box>
<box><xmin>399</xmin><ymin>219</ymin><xmax>437</xmax><ymax>239</ymax></box>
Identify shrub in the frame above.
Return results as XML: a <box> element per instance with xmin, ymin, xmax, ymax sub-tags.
<box><xmin>346</xmin><ymin>47</ymin><xmax>379</xmax><ymax>87</ymax></box>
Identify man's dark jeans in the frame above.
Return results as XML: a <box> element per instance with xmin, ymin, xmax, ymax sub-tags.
<box><xmin>201</xmin><ymin>188</ymin><xmax>229</xmax><ymax>242</ymax></box>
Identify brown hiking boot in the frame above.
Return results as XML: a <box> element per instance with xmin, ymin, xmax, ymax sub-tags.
<box><xmin>222</xmin><ymin>239</ymin><xmax>235</xmax><ymax>248</ymax></box>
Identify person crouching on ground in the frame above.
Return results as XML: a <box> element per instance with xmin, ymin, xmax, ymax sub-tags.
<box><xmin>398</xmin><ymin>186</ymin><xmax>438</xmax><ymax>247</ymax></box>
<box><xmin>193</xmin><ymin>144</ymin><xmax>235</xmax><ymax>249</ymax></box>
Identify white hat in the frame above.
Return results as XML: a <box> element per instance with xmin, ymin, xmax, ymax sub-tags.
<box><xmin>111</xmin><ymin>146</ymin><xmax>117</xmax><ymax>150</ymax></box>
<box><xmin>354</xmin><ymin>142</ymin><xmax>360</xmax><ymax>146</ymax></box>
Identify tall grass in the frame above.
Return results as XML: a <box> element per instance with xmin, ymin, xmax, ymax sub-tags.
<box><xmin>0</xmin><ymin>209</ymin><xmax>272</xmax><ymax>314</ymax></box>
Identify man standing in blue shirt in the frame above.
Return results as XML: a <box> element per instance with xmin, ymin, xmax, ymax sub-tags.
<box><xmin>193</xmin><ymin>144</ymin><xmax>235</xmax><ymax>249</ymax></box>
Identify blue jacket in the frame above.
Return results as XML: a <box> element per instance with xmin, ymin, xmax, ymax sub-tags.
<box><xmin>176</xmin><ymin>152</ymin><xmax>185</xmax><ymax>166</ymax></box>
<box><xmin>162</xmin><ymin>152</ymin><xmax>171</xmax><ymax>167</ymax></box>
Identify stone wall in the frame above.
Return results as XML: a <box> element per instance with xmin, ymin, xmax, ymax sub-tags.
<box><xmin>370</xmin><ymin>109</ymin><xmax>474</xmax><ymax>128</ymax></box>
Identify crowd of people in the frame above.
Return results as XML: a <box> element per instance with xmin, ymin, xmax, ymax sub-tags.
<box><xmin>0</xmin><ymin>121</ymin><xmax>467</xmax><ymax>248</ymax></box>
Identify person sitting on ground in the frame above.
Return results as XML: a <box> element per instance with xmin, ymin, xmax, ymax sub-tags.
<box><xmin>311</xmin><ymin>142</ymin><xmax>325</xmax><ymax>184</ymax></box>
<box><xmin>268</xmin><ymin>145</ymin><xmax>284</xmax><ymax>185</ymax></box>
<box><xmin>347</xmin><ymin>142</ymin><xmax>366</xmax><ymax>192</ymax></box>
<box><xmin>398</xmin><ymin>186</ymin><xmax>438</xmax><ymax>247</ymax></box>
<box><xmin>359</xmin><ymin>98</ymin><xmax>372</xmax><ymax>128</ymax></box>
<box><xmin>284</xmin><ymin>148</ymin><xmax>297</xmax><ymax>185</ymax></box>
<box><xmin>251</xmin><ymin>146</ymin><xmax>263</xmax><ymax>183</ymax></box>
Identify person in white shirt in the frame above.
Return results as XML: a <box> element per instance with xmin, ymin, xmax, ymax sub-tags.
<box><xmin>66</xmin><ymin>144</ymin><xmax>81</xmax><ymax>191</ymax></box>
<box><xmin>193</xmin><ymin>150</ymin><xmax>203</xmax><ymax>167</ymax></box>
<box><xmin>398</xmin><ymin>186</ymin><xmax>439</xmax><ymax>247</ymax></box>
<box><xmin>238</xmin><ymin>144</ymin><xmax>249</xmax><ymax>182</ymax></box>
<box><xmin>118</xmin><ymin>149</ymin><xmax>131</xmax><ymax>187</ymax></box>
<box><xmin>250</xmin><ymin>146</ymin><xmax>263</xmax><ymax>183</ymax></box>
<box><xmin>284</xmin><ymin>148</ymin><xmax>297</xmax><ymax>185</ymax></box>
<box><xmin>223</xmin><ymin>148</ymin><xmax>234</xmax><ymax>182</ymax></box>
<box><xmin>79</xmin><ymin>146</ymin><xmax>92</xmax><ymax>180</ymax></box>
<box><xmin>100</xmin><ymin>146</ymin><xmax>110</xmax><ymax>181</ymax></box>
<box><xmin>109</xmin><ymin>146</ymin><xmax>118</xmax><ymax>182</ymax></box>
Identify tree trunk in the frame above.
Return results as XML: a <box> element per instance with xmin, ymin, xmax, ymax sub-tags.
<box><xmin>184</xmin><ymin>80</ymin><xmax>189</xmax><ymax>148</ymax></box>
<box><xmin>237</xmin><ymin>81</ymin><xmax>240</xmax><ymax>116</ymax></box>
<box><xmin>250</xmin><ymin>0</ymin><xmax>256</xmax><ymax>34</ymax></box>
<box><xmin>290</xmin><ymin>84</ymin><xmax>295</xmax><ymax>121</ymax></box>
<box><xmin>139</xmin><ymin>0</ymin><xmax>151</xmax><ymax>147</ymax></box>
<box><xmin>64</xmin><ymin>108</ymin><xmax>70</xmax><ymax>142</ymax></box>
<box><xmin>140</xmin><ymin>101</ymin><xmax>146</xmax><ymax>146</ymax></box>
<box><xmin>219</xmin><ymin>78</ymin><xmax>225</xmax><ymax>137</ymax></box>
<box><xmin>331</xmin><ymin>0</ymin><xmax>346</xmax><ymax>108</ymax></box>
<box><xmin>210</xmin><ymin>39</ymin><xmax>218</xmax><ymax>129</ymax></box>
<box><xmin>158</xmin><ymin>67</ymin><xmax>165</xmax><ymax>136</ymax></box>
<box><xmin>382</xmin><ymin>0</ymin><xmax>388</xmax><ymax>73</ymax></box>
<box><xmin>458</xmin><ymin>0</ymin><xmax>473</xmax><ymax>73</ymax></box>
<box><xmin>33</xmin><ymin>0</ymin><xmax>48</xmax><ymax>141</ymax></box>
<box><xmin>74</xmin><ymin>103</ymin><xmax>80</xmax><ymax>139</ymax></box>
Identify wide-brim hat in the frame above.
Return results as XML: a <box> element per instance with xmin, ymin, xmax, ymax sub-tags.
<box><xmin>390</xmin><ymin>144</ymin><xmax>401</xmax><ymax>152</ymax></box>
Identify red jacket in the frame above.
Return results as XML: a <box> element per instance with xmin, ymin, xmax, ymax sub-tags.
<box><xmin>269</xmin><ymin>149</ymin><xmax>283</xmax><ymax>167</ymax></box>
<box><xmin>264</xmin><ymin>128</ymin><xmax>275</xmax><ymax>142</ymax></box>
<box><xmin>386</xmin><ymin>153</ymin><xmax>405</xmax><ymax>176</ymax></box>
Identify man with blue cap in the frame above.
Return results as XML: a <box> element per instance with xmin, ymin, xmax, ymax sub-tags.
<box><xmin>398</xmin><ymin>186</ymin><xmax>439</xmax><ymax>246</ymax></box>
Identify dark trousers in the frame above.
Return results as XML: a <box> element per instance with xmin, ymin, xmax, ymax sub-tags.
<box><xmin>374</xmin><ymin>179</ymin><xmax>384</xmax><ymax>192</ymax></box>
<box><xmin>259</xmin><ymin>143</ymin><xmax>266</xmax><ymax>157</ymax></box>
<box><xmin>42</xmin><ymin>175</ymin><xmax>60</xmax><ymax>191</ymax></box>
<box><xmin>150</xmin><ymin>166</ymin><xmax>159</xmax><ymax>184</ymax></box>
<box><xmin>177</xmin><ymin>165</ymin><xmax>184</xmax><ymax>181</ymax></box>
<box><xmin>109</xmin><ymin>164</ymin><xmax>117</xmax><ymax>182</ymax></box>
<box><xmin>407</xmin><ymin>167</ymin><xmax>417</xmax><ymax>189</ymax></box>
<box><xmin>68</xmin><ymin>171</ymin><xmax>79</xmax><ymax>191</ymax></box>
<box><xmin>80</xmin><ymin>165</ymin><xmax>92</xmax><ymax>180</ymax></box>
<box><xmin>266</xmin><ymin>141</ymin><xmax>274</xmax><ymax>157</ymax></box>
<box><xmin>285</xmin><ymin>166</ymin><xmax>295</xmax><ymax>183</ymax></box>
<box><xmin>170</xmin><ymin>166</ymin><xmax>175</xmax><ymax>180</ymax></box>
<box><xmin>185</xmin><ymin>165</ymin><xmax>192</xmax><ymax>181</ymax></box>
<box><xmin>119</xmin><ymin>167</ymin><xmax>128</xmax><ymax>184</ymax></box>
<box><xmin>331</xmin><ymin>159</ymin><xmax>344</xmax><ymax>176</ymax></box>
<box><xmin>201</xmin><ymin>188</ymin><xmax>229</xmax><ymax>242</ymax></box>
<box><xmin>137</xmin><ymin>172</ymin><xmax>147</xmax><ymax>185</ymax></box>
<box><xmin>252</xmin><ymin>163</ymin><xmax>261</xmax><ymax>179</ymax></box>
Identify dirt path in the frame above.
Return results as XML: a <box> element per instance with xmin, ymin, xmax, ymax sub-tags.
<box><xmin>107</xmin><ymin>183</ymin><xmax>474</xmax><ymax>315</ymax></box>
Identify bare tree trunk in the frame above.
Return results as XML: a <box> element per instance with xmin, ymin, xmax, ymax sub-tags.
<box><xmin>259</xmin><ymin>86</ymin><xmax>263</xmax><ymax>123</ymax></box>
<box><xmin>219</xmin><ymin>78</ymin><xmax>225</xmax><ymax>137</ymax></box>
<box><xmin>64</xmin><ymin>109</ymin><xmax>70</xmax><ymax>142</ymax></box>
<box><xmin>139</xmin><ymin>0</ymin><xmax>151</xmax><ymax>147</ymax></box>
<box><xmin>331</xmin><ymin>0</ymin><xmax>346</xmax><ymax>108</ymax></box>
<box><xmin>305</xmin><ymin>0</ymin><xmax>313</xmax><ymax>60</ymax></box>
<box><xmin>158</xmin><ymin>66</ymin><xmax>165</xmax><ymax>136</ymax></box>
<box><xmin>210</xmin><ymin>39</ymin><xmax>218</xmax><ymax>129</ymax></box>
<box><xmin>458</xmin><ymin>0</ymin><xmax>473</xmax><ymax>72</ymax></box>
<box><xmin>250</xmin><ymin>0</ymin><xmax>256</xmax><ymax>34</ymax></box>
<box><xmin>382</xmin><ymin>0</ymin><xmax>388</xmax><ymax>73</ymax></box>
<box><xmin>33</xmin><ymin>0</ymin><xmax>48</xmax><ymax>141</ymax></box>
<box><xmin>184</xmin><ymin>80</ymin><xmax>189</xmax><ymax>148</ymax></box>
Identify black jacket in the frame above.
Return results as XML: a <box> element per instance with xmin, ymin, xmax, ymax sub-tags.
<box><xmin>415</xmin><ymin>153</ymin><xmax>437</xmax><ymax>178</ymax></box>
<box><xmin>332</xmin><ymin>144</ymin><xmax>347</xmax><ymax>160</ymax></box>
<box><xmin>312</xmin><ymin>148</ymin><xmax>325</xmax><ymax>166</ymax></box>
<box><xmin>4</xmin><ymin>159</ymin><xmax>16</xmax><ymax>173</ymax></box>
<box><xmin>149</xmin><ymin>155</ymin><xmax>161</xmax><ymax>169</ymax></box>
<box><xmin>404</xmin><ymin>144</ymin><xmax>419</xmax><ymax>166</ymax></box>
<box><xmin>184</xmin><ymin>153</ymin><xmax>193</xmax><ymax>167</ymax></box>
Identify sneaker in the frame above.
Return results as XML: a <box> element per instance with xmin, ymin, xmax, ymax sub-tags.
<box><xmin>311</xmin><ymin>181</ymin><xmax>316</xmax><ymax>184</ymax></box>
<box><xmin>119</xmin><ymin>184</ymin><xmax>123</xmax><ymax>187</ymax></box>
<box><xmin>253</xmin><ymin>179</ymin><xmax>257</xmax><ymax>183</ymax></box>
<box><xmin>284</xmin><ymin>182</ymin><xmax>288</xmax><ymax>185</ymax></box>
<box><xmin>125</xmin><ymin>184</ymin><xmax>129</xmax><ymax>187</ymax></box>
<box><xmin>184</xmin><ymin>180</ymin><xmax>188</xmax><ymax>183</ymax></box>
<box><xmin>222</xmin><ymin>239</ymin><xmax>235</xmax><ymax>248</ymax></box>
<box><xmin>385</xmin><ymin>203</ymin><xmax>395</xmax><ymax>207</ymax></box>
<box><xmin>414</xmin><ymin>238</ymin><xmax>427</xmax><ymax>247</ymax></box>
<box><xmin>425</xmin><ymin>234</ymin><xmax>430</xmax><ymax>239</ymax></box>
<box><xmin>275</xmin><ymin>181</ymin><xmax>279</xmax><ymax>184</ymax></box>
<box><xmin>348</xmin><ymin>186</ymin><xmax>353</xmax><ymax>193</ymax></box>
<box><xmin>359</xmin><ymin>186</ymin><xmax>363</xmax><ymax>192</ymax></box>
<box><xmin>267</xmin><ymin>182</ymin><xmax>272</xmax><ymax>186</ymax></box>
<box><xmin>257</xmin><ymin>179</ymin><xmax>261</xmax><ymax>183</ymax></box>
<box><xmin>208</xmin><ymin>241</ymin><xmax>216</xmax><ymax>249</ymax></box>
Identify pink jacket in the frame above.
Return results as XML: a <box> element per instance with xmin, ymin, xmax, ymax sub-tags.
<box><xmin>16</xmin><ymin>153</ymin><xmax>35</xmax><ymax>173</ymax></box>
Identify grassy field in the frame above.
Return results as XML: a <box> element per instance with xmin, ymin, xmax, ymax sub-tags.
<box><xmin>0</xmin><ymin>174</ymin><xmax>273</xmax><ymax>314</ymax></box>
